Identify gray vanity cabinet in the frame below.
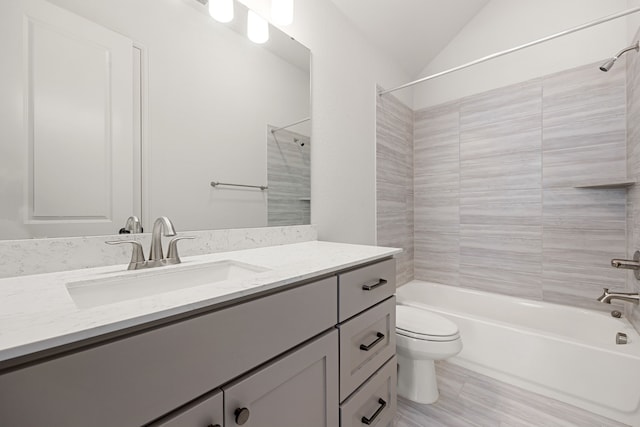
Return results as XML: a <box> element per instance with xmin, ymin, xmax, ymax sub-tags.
<box><xmin>222</xmin><ymin>330</ymin><xmax>339</xmax><ymax>427</ymax></box>
<box><xmin>0</xmin><ymin>256</ymin><xmax>398</xmax><ymax>427</ymax></box>
<box><xmin>0</xmin><ymin>277</ymin><xmax>337</xmax><ymax>427</ymax></box>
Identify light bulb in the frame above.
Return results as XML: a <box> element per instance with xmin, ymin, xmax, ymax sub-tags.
<box><xmin>271</xmin><ymin>0</ymin><xmax>293</xmax><ymax>26</ymax></box>
<box><xmin>247</xmin><ymin>10</ymin><xmax>269</xmax><ymax>44</ymax></box>
<box><xmin>209</xmin><ymin>0</ymin><xmax>234</xmax><ymax>23</ymax></box>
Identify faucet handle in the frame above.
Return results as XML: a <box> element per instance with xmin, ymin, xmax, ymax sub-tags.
<box><xmin>166</xmin><ymin>236</ymin><xmax>195</xmax><ymax>264</ymax></box>
<box><xmin>106</xmin><ymin>240</ymin><xmax>145</xmax><ymax>270</ymax></box>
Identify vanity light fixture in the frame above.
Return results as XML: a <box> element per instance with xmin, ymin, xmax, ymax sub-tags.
<box><xmin>271</xmin><ymin>0</ymin><xmax>293</xmax><ymax>26</ymax></box>
<box><xmin>247</xmin><ymin>10</ymin><xmax>269</xmax><ymax>44</ymax></box>
<box><xmin>208</xmin><ymin>0</ymin><xmax>234</xmax><ymax>23</ymax></box>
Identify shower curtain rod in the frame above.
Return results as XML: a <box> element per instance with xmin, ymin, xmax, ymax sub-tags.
<box><xmin>270</xmin><ymin>117</ymin><xmax>311</xmax><ymax>133</ymax></box>
<box><xmin>378</xmin><ymin>6</ymin><xmax>640</xmax><ymax>96</ymax></box>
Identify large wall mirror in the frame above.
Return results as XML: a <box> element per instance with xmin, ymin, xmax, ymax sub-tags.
<box><xmin>0</xmin><ymin>0</ymin><xmax>311</xmax><ymax>239</ymax></box>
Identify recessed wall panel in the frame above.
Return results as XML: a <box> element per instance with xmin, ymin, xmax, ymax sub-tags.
<box><xmin>29</xmin><ymin>21</ymin><xmax>109</xmax><ymax>219</ymax></box>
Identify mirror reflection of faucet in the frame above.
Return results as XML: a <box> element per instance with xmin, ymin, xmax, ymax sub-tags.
<box><xmin>106</xmin><ymin>216</ymin><xmax>194</xmax><ymax>270</ymax></box>
<box><xmin>119</xmin><ymin>216</ymin><xmax>143</xmax><ymax>234</ymax></box>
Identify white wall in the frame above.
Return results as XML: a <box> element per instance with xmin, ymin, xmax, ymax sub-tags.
<box><xmin>239</xmin><ymin>0</ymin><xmax>411</xmax><ymax>245</ymax></box>
<box><xmin>414</xmin><ymin>0</ymin><xmax>629</xmax><ymax>110</ymax></box>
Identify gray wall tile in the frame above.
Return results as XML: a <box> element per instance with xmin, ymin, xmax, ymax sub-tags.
<box><xmin>413</xmin><ymin>101</ymin><xmax>460</xmax><ymax>286</ymax></box>
<box><xmin>459</xmin><ymin>189</ymin><xmax>541</xmax><ymax>226</ymax></box>
<box><xmin>541</xmin><ymin>62</ymin><xmax>627</xmax><ymax>312</ymax></box>
<box><xmin>409</xmin><ymin>60</ymin><xmax>627</xmax><ymax>312</ymax></box>
<box><xmin>459</xmin><ymin>80</ymin><xmax>542</xmax><ymax>129</ymax></box>
<box><xmin>628</xmin><ymin>27</ymin><xmax>640</xmax><ymax>331</ymax></box>
<box><xmin>414</xmin><ymin>232</ymin><xmax>460</xmax><ymax>285</ymax></box>
<box><xmin>376</xmin><ymin>87</ymin><xmax>414</xmax><ymax>286</ymax></box>
<box><xmin>457</xmin><ymin>82</ymin><xmax>543</xmax><ymax>300</ymax></box>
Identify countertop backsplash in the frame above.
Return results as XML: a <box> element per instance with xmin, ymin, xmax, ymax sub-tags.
<box><xmin>0</xmin><ymin>225</ymin><xmax>317</xmax><ymax>279</ymax></box>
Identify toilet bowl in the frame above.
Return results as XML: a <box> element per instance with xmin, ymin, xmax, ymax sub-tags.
<box><xmin>396</xmin><ymin>304</ymin><xmax>462</xmax><ymax>404</ymax></box>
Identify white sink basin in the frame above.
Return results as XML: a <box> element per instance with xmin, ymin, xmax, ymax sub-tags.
<box><xmin>66</xmin><ymin>260</ymin><xmax>269</xmax><ymax>309</ymax></box>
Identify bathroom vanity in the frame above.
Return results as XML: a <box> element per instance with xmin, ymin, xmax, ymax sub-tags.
<box><xmin>0</xmin><ymin>241</ymin><xmax>399</xmax><ymax>427</ymax></box>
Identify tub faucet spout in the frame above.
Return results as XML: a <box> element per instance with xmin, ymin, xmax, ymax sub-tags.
<box><xmin>597</xmin><ymin>288</ymin><xmax>640</xmax><ymax>304</ymax></box>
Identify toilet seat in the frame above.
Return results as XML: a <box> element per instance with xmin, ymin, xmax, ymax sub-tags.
<box><xmin>396</xmin><ymin>305</ymin><xmax>460</xmax><ymax>342</ymax></box>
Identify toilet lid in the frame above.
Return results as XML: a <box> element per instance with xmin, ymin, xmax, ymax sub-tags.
<box><xmin>396</xmin><ymin>305</ymin><xmax>459</xmax><ymax>339</ymax></box>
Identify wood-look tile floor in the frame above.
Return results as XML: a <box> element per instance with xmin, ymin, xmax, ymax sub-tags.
<box><xmin>394</xmin><ymin>361</ymin><xmax>628</xmax><ymax>427</ymax></box>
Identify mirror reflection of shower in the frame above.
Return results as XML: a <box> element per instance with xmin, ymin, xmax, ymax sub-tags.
<box><xmin>267</xmin><ymin>119</ymin><xmax>311</xmax><ymax>226</ymax></box>
<box><xmin>270</xmin><ymin>118</ymin><xmax>310</xmax><ymax>139</ymax></box>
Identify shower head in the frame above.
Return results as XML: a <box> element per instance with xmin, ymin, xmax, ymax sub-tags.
<box><xmin>599</xmin><ymin>58</ymin><xmax>617</xmax><ymax>72</ymax></box>
<box><xmin>600</xmin><ymin>41</ymin><xmax>639</xmax><ymax>72</ymax></box>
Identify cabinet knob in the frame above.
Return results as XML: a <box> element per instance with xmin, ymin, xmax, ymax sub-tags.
<box><xmin>235</xmin><ymin>407</ymin><xmax>250</xmax><ymax>425</ymax></box>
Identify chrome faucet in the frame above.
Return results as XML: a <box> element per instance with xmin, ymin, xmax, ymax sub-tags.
<box><xmin>149</xmin><ymin>216</ymin><xmax>177</xmax><ymax>263</ymax></box>
<box><xmin>107</xmin><ymin>216</ymin><xmax>194</xmax><ymax>270</ymax></box>
<box><xmin>597</xmin><ymin>288</ymin><xmax>640</xmax><ymax>304</ymax></box>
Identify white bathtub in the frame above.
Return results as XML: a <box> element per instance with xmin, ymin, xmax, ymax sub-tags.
<box><xmin>397</xmin><ymin>280</ymin><xmax>640</xmax><ymax>426</ymax></box>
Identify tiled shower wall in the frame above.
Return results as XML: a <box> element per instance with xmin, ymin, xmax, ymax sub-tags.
<box><xmin>376</xmin><ymin>87</ymin><xmax>414</xmax><ymax>286</ymax></box>
<box><xmin>627</xmin><ymin>27</ymin><xmax>640</xmax><ymax>330</ymax></box>
<box><xmin>379</xmin><ymin>61</ymin><xmax>630</xmax><ymax>312</ymax></box>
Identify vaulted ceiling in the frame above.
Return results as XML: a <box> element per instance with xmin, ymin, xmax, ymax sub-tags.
<box><xmin>330</xmin><ymin>0</ymin><xmax>490</xmax><ymax>77</ymax></box>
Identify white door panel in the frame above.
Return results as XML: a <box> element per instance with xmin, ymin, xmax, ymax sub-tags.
<box><xmin>0</xmin><ymin>0</ymin><xmax>137</xmax><ymax>238</ymax></box>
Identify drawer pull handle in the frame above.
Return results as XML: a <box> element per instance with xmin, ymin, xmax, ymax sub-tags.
<box><xmin>361</xmin><ymin>398</ymin><xmax>387</xmax><ymax>425</ymax></box>
<box><xmin>207</xmin><ymin>424</ymin><xmax>221</xmax><ymax>427</ymax></box>
<box><xmin>235</xmin><ymin>407</ymin><xmax>250</xmax><ymax>425</ymax></box>
<box><xmin>362</xmin><ymin>278</ymin><xmax>387</xmax><ymax>291</ymax></box>
<box><xmin>360</xmin><ymin>332</ymin><xmax>385</xmax><ymax>351</ymax></box>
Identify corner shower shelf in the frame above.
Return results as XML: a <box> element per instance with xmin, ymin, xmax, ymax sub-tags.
<box><xmin>573</xmin><ymin>179</ymin><xmax>636</xmax><ymax>189</ymax></box>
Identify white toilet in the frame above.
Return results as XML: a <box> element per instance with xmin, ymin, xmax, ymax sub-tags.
<box><xmin>395</xmin><ymin>305</ymin><xmax>462</xmax><ymax>404</ymax></box>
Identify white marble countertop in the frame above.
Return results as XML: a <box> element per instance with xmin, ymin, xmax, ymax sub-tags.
<box><xmin>0</xmin><ymin>240</ymin><xmax>400</xmax><ymax>363</ymax></box>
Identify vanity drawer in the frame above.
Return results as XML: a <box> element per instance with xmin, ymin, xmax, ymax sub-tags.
<box><xmin>0</xmin><ymin>277</ymin><xmax>337</xmax><ymax>427</ymax></box>
<box><xmin>338</xmin><ymin>296</ymin><xmax>396</xmax><ymax>401</ymax></box>
<box><xmin>149</xmin><ymin>389</ymin><xmax>223</xmax><ymax>427</ymax></box>
<box><xmin>338</xmin><ymin>258</ymin><xmax>395</xmax><ymax>322</ymax></box>
<box><xmin>340</xmin><ymin>356</ymin><xmax>397</xmax><ymax>427</ymax></box>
